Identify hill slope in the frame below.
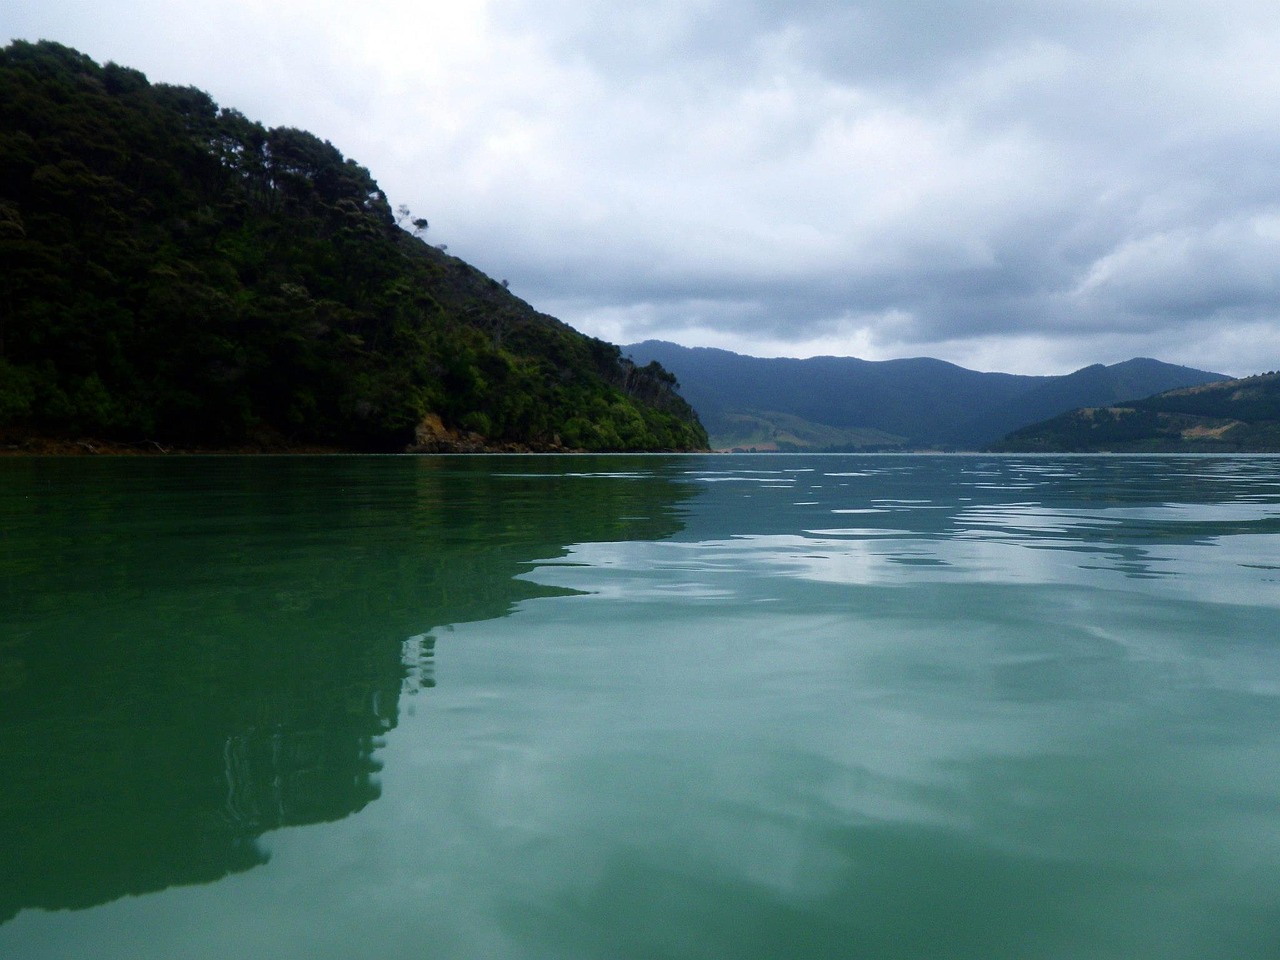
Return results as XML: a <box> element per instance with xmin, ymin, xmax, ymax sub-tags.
<box><xmin>993</xmin><ymin>372</ymin><xmax>1280</xmax><ymax>452</ymax></box>
<box><xmin>0</xmin><ymin>41</ymin><xmax>707</xmax><ymax>452</ymax></box>
<box><xmin>625</xmin><ymin>341</ymin><xmax>1224</xmax><ymax>450</ymax></box>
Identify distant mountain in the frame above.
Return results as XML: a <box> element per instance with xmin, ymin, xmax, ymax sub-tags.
<box><xmin>993</xmin><ymin>372</ymin><xmax>1280</xmax><ymax>452</ymax></box>
<box><xmin>624</xmin><ymin>341</ymin><xmax>1227</xmax><ymax>450</ymax></box>
<box><xmin>972</xmin><ymin>358</ymin><xmax>1237</xmax><ymax>446</ymax></box>
<box><xmin>0</xmin><ymin>41</ymin><xmax>707</xmax><ymax>453</ymax></box>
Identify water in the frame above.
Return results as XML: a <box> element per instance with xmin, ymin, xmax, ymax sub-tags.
<box><xmin>2</xmin><ymin>454</ymin><xmax>1279</xmax><ymax>959</ymax></box>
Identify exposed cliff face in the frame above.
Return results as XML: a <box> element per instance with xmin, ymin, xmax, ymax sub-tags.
<box><xmin>406</xmin><ymin>413</ymin><xmax>573</xmax><ymax>453</ymax></box>
<box><xmin>0</xmin><ymin>41</ymin><xmax>708</xmax><ymax>453</ymax></box>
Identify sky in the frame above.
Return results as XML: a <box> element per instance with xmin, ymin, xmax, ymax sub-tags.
<box><xmin>7</xmin><ymin>0</ymin><xmax>1280</xmax><ymax>376</ymax></box>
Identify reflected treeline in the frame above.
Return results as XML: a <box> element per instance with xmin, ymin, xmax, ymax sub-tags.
<box><xmin>0</xmin><ymin>455</ymin><xmax>693</xmax><ymax>922</ymax></box>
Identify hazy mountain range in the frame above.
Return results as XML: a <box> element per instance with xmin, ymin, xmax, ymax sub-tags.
<box><xmin>625</xmin><ymin>341</ymin><xmax>1228</xmax><ymax>451</ymax></box>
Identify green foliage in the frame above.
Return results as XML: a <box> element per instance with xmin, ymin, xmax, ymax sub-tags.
<box><xmin>993</xmin><ymin>373</ymin><xmax>1280</xmax><ymax>452</ymax></box>
<box><xmin>0</xmin><ymin>41</ymin><xmax>707</xmax><ymax>452</ymax></box>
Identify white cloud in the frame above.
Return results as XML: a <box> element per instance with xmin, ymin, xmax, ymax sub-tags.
<box><xmin>7</xmin><ymin>0</ymin><xmax>1280</xmax><ymax>376</ymax></box>
<box><xmin>1072</xmin><ymin>215</ymin><xmax>1280</xmax><ymax>323</ymax></box>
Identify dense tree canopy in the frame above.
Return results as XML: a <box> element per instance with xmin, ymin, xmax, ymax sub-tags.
<box><xmin>0</xmin><ymin>41</ymin><xmax>707</xmax><ymax>452</ymax></box>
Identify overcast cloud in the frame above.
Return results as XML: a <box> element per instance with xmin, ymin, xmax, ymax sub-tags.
<box><xmin>7</xmin><ymin>0</ymin><xmax>1280</xmax><ymax>374</ymax></box>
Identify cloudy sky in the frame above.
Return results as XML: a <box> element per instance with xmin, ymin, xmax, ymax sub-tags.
<box><xmin>8</xmin><ymin>0</ymin><xmax>1280</xmax><ymax>375</ymax></box>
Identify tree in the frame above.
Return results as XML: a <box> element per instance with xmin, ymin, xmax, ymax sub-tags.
<box><xmin>0</xmin><ymin>40</ymin><xmax>709</xmax><ymax>453</ymax></box>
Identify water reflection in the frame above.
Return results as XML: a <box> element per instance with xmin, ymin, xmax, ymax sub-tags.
<box><xmin>3</xmin><ymin>454</ymin><xmax>1279</xmax><ymax>959</ymax></box>
<box><xmin>640</xmin><ymin>454</ymin><xmax>1280</xmax><ymax>599</ymax></box>
<box><xmin>491</xmin><ymin>460</ymin><xmax>1280</xmax><ymax>959</ymax></box>
<box><xmin>0</xmin><ymin>455</ymin><xmax>692</xmax><ymax>921</ymax></box>
<box><xmin>357</xmin><ymin>577</ymin><xmax>1278</xmax><ymax>959</ymax></box>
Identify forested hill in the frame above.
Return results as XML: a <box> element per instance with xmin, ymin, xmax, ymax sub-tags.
<box><xmin>625</xmin><ymin>340</ymin><xmax>1224</xmax><ymax>451</ymax></box>
<box><xmin>992</xmin><ymin>372</ymin><xmax>1280</xmax><ymax>452</ymax></box>
<box><xmin>0</xmin><ymin>41</ymin><xmax>707</xmax><ymax>452</ymax></box>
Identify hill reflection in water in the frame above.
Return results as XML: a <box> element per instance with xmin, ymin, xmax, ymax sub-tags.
<box><xmin>0</xmin><ymin>455</ymin><xmax>693</xmax><ymax>921</ymax></box>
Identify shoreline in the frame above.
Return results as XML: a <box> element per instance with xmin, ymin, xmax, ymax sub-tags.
<box><xmin>0</xmin><ymin>436</ymin><xmax>354</xmax><ymax>456</ymax></box>
<box><xmin>0</xmin><ymin>436</ymin><xmax>707</xmax><ymax>456</ymax></box>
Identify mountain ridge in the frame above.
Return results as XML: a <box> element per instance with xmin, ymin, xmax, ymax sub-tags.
<box><xmin>625</xmin><ymin>340</ymin><xmax>1227</xmax><ymax>451</ymax></box>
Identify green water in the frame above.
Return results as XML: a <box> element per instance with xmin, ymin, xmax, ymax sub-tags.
<box><xmin>2</xmin><ymin>454</ymin><xmax>1279</xmax><ymax>958</ymax></box>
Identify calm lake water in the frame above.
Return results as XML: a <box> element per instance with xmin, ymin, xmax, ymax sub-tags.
<box><xmin>2</xmin><ymin>454</ymin><xmax>1279</xmax><ymax>959</ymax></box>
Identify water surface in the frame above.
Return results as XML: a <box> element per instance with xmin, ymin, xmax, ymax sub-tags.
<box><xmin>2</xmin><ymin>454</ymin><xmax>1278</xmax><ymax>958</ymax></box>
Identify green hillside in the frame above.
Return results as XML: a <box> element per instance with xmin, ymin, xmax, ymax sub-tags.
<box><xmin>992</xmin><ymin>372</ymin><xmax>1280</xmax><ymax>452</ymax></box>
<box><xmin>0</xmin><ymin>41</ymin><xmax>707</xmax><ymax>453</ymax></box>
<box><xmin>710</xmin><ymin>410</ymin><xmax>907</xmax><ymax>452</ymax></box>
<box><xmin>625</xmin><ymin>341</ymin><xmax>1225</xmax><ymax>451</ymax></box>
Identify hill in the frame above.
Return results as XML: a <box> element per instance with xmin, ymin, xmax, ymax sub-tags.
<box><xmin>0</xmin><ymin>41</ymin><xmax>707</xmax><ymax>453</ymax></box>
<box><xmin>992</xmin><ymin>372</ymin><xmax>1280</xmax><ymax>452</ymax></box>
<box><xmin>624</xmin><ymin>341</ymin><xmax>1225</xmax><ymax>451</ymax></box>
